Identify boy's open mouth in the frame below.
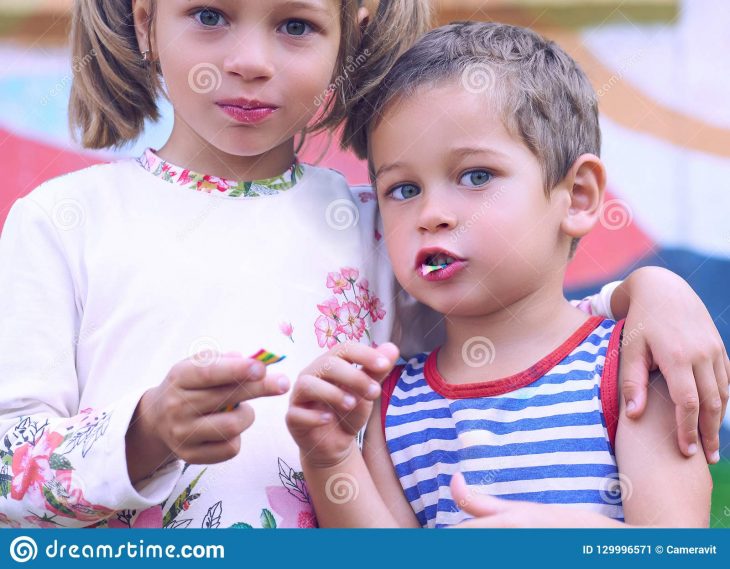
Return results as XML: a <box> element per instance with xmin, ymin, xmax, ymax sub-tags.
<box><xmin>416</xmin><ymin>248</ymin><xmax>465</xmax><ymax>276</ymax></box>
<box><xmin>421</xmin><ymin>253</ymin><xmax>457</xmax><ymax>275</ymax></box>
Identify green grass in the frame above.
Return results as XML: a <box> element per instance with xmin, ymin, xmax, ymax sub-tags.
<box><xmin>710</xmin><ymin>460</ymin><xmax>730</xmax><ymax>528</ymax></box>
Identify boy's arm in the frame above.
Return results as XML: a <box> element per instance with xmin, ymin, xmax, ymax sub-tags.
<box><xmin>581</xmin><ymin>267</ymin><xmax>729</xmax><ymax>463</ymax></box>
<box><xmin>616</xmin><ymin>370</ymin><xmax>712</xmax><ymax>527</ymax></box>
<box><xmin>301</xmin><ymin>404</ymin><xmax>419</xmax><ymax>528</ymax></box>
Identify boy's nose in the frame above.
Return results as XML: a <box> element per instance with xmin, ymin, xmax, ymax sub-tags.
<box><xmin>418</xmin><ymin>197</ymin><xmax>458</xmax><ymax>234</ymax></box>
<box><xmin>223</xmin><ymin>34</ymin><xmax>275</xmax><ymax>81</ymax></box>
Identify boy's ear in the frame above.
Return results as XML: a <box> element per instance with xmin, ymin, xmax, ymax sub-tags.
<box><xmin>560</xmin><ymin>153</ymin><xmax>606</xmax><ymax>239</ymax></box>
<box><xmin>132</xmin><ymin>0</ymin><xmax>154</xmax><ymax>56</ymax></box>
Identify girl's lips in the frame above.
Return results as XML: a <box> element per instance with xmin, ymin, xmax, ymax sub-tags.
<box><xmin>419</xmin><ymin>260</ymin><xmax>467</xmax><ymax>282</ymax></box>
<box><xmin>218</xmin><ymin>104</ymin><xmax>278</xmax><ymax>124</ymax></box>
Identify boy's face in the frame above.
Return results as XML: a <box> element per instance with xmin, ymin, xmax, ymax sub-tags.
<box><xmin>371</xmin><ymin>81</ymin><xmax>574</xmax><ymax>317</ymax></box>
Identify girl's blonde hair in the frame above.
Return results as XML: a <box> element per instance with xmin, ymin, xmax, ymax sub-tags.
<box><xmin>69</xmin><ymin>0</ymin><xmax>432</xmax><ymax>150</ymax></box>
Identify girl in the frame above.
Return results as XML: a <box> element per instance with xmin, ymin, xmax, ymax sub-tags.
<box><xmin>0</xmin><ymin>0</ymin><xmax>725</xmax><ymax>529</ymax></box>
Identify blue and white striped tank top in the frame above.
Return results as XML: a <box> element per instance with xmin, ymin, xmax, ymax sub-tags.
<box><xmin>381</xmin><ymin>316</ymin><xmax>625</xmax><ymax>528</ymax></box>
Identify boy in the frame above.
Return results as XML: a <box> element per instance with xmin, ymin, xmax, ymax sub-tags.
<box><xmin>286</xmin><ymin>22</ymin><xmax>712</xmax><ymax>527</ymax></box>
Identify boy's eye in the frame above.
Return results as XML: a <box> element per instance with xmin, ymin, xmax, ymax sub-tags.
<box><xmin>194</xmin><ymin>8</ymin><xmax>226</xmax><ymax>27</ymax></box>
<box><xmin>388</xmin><ymin>184</ymin><xmax>421</xmax><ymax>201</ymax></box>
<box><xmin>279</xmin><ymin>19</ymin><xmax>313</xmax><ymax>36</ymax></box>
<box><xmin>460</xmin><ymin>169</ymin><xmax>493</xmax><ymax>187</ymax></box>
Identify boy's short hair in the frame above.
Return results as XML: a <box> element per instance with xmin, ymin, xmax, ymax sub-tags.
<box><xmin>344</xmin><ymin>21</ymin><xmax>601</xmax><ymax>195</ymax></box>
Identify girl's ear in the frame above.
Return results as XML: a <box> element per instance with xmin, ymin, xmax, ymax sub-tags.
<box><xmin>132</xmin><ymin>0</ymin><xmax>154</xmax><ymax>57</ymax></box>
<box><xmin>358</xmin><ymin>5</ymin><xmax>370</xmax><ymax>29</ymax></box>
<box><xmin>560</xmin><ymin>153</ymin><xmax>607</xmax><ymax>240</ymax></box>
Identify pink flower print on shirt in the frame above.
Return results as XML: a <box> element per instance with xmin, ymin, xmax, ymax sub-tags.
<box><xmin>326</xmin><ymin>271</ymin><xmax>351</xmax><ymax>295</ymax></box>
<box><xmin>10</xmin><ymin>431</ymin><xmax>64</xmax><ymax>501</ymax></box>
<box><xmin>341</xmin><ymin>267</ymin><xmax>359</xmax><ymax>282</ymax></box>
<box><xmin>42</xmin><ymin>469</ymin><xmax>115</xmax><ymax>523</ymax></box>
<box><xmin>317</xmin><ymin>297</ymin><xmax>340</xmax><ymax>319</ymax></box>
<box><xmin>358</xmin><ymin>191</ymin><xmax>376</xmax><ymax>203</ymax></box>
<box><xmin>108</xmin><ymin>506</ymin><xmax>163</xmax><ymax>529</ymax></box>
<box><xmin>315</xmin><ymin>316</ymin><xmax>339</xmax><ymax>349</ymax></box>
<box><xmin>0</xmin><ymin>513</ymin><xmax>21</xmax><ymax>529</ymax></box>
<box><xmin>368</xmin><ymin>296</ymin><xmax>386</xmax><ymax>323</ymax></box>
<box><xmin>314</xmin><ymin>268</ymin><xmax>385</xmax><ymax>349</ymax></box>
<box><xmin>279</xmin><ymin>321</ymin><xmax>294</xmax><ymax>343</ymax></box>
<box><xmin>198</xmin><ymin>175</ymin><xmax>230</xmax><ymax>194</ymax></box>
<box><xmin>265</xmin><ymin>487</ymin><xmax>317</xmax><ymax>528</ymax></box>
<box><xmin>337</xmin><ymin>301</ymin><xmax>366</xmax><ymax>341</ymax></box>
<box><xmin>265</xmin><ymin>458</ymin><xmax>317</xmax><ymax>528</ymax></box>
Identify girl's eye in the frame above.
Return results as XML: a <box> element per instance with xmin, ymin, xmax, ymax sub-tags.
<box><xmin>460</xmin><ymin>169</ymin><xmax>493</xmax><ymax>188</ymax></box>
<box><xmin>279</xmin><ymin>19</ymin><xmax>313</xmax><ymax>37</ymax></box>
<box><xmin>194</xmin><ymin>8</ymin><xmax>226</xmax><ymax>27</ymax></box>
<box><xmin>389</xmin><ymin>184</ymin><xmax>421</xmax><ymax>201</ymax></box>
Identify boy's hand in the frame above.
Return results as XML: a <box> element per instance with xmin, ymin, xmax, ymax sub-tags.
<box><xmin>286</xmin><ymin>342</ymin><xmax>400</xmax><ymax>469</ymax></box>
<box><xmin>615</xmin><ymin>267</ymin><xmax>729</xmax><ymax>463</ymax></box>
<box><xmin>130</xmin><ymin>352</ymin><xmax>290</xmax><ymax>470</ymax></box>
<box><xmin>450</xmin><ymin>473</ymin><xmax>620</xmax><ymax>528</ymax></box>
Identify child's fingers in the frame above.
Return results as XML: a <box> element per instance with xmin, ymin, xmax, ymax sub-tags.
<box><xmin>179</xmin><ymin>439</ymin><xmax>243</xmax><ymax>465</ymax></box>
<box><xmin>185</xmin><ymin>403</ymin><xmax>256</xmax><ymax>445</ymax></box>
<box><xmin>312</xmin><ymin>357</ymin><xmax>382</xmax><ymax>400</ymax></box>
<box><xmin>228</xmin><ymin>373</ymin><xmax>290</xmax><ymax>404</ymax></box>
<box><xmin>328</xmin><ymin>342</ymin><xmax>400</xmax><ymax>379</ymax></box>
<box><xmin>285</xmin><ymin>406</ymin><xmax>334</xmax><ymax>432</ymax></box>
<box><xmin>696</xmin><ymin>361</ymin><xmax>722</xmax><ymax>464</ymax></box>
<box><xmin>179</xmin><ymin>356</ymin><xmax>267</xmax><ymax>389</ymax></box>
<box><xmin>293</xmin><ymin>374</ymin><xmax>362</xmax><ymax>413</ymax></box>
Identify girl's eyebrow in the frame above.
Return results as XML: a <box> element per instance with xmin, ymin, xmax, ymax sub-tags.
<box><xmin>271</xmin><ymin>0</ymin><xmax>332</xmax><ymax>15</ymax></box>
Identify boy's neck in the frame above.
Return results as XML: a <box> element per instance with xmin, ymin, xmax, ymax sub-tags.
<box><xmin>437</xmin><ymin>283</ymin><xmax>594</xmax><ymax>385</ymax></box>
<box><xmin>157</xmin><ymin>120</ymin><xmax>297</xmax><ymax>181</ymax></box>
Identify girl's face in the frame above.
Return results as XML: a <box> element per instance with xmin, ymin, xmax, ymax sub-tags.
<box><xmin>144</xmin><ymin>0</ymin><xmax>341</xmax><ymax>160</ymax></box>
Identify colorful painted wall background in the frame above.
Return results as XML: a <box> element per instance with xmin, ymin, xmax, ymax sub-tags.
<box><xmin>0</xmin><ymin>0</ymin><xmax>728</xmax><ymax>525</ymax></box>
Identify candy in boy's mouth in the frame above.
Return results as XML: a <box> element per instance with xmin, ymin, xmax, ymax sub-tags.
<box><xmin>415</xmin><ymin>247</ymin><xmax>467</xmax><ymax>280</ymax></box>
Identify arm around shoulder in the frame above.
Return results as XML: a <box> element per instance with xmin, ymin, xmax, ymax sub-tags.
<box><xmin>616</xmin><ymin>370</ymin><xmax>712</xmax><ymax>527</ymax></box>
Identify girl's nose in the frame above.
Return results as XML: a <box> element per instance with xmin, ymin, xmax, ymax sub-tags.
<box><xmin>222</xmin><ymin>34</ymin><xmax>275</xmax><ymax>81</ymax></box>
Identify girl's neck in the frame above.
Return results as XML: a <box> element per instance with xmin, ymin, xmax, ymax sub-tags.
<box><xmin>437</xmin><ymin>282</ymin><xmax>592</xmax><ymax>385</ymax></box>
<box><xmin>157</xmin><ymin>119</ymin><xmax>297</xmax><ymax>181</ymax></box>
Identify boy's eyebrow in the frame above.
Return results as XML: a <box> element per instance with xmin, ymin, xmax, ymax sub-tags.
<box><xmin>373</xmin><ymin>161</ymin><xmax>407</xmax><ymax>180</ymax></box>
<box><xmin>374</xmin><ymin>146</ymin><xmax>508</xmax><ymax>179</ymax></box>
<box><xmin>450</xmin><ymin>146</ymin><xmax>509</xmax><ymax>161</ymax></box>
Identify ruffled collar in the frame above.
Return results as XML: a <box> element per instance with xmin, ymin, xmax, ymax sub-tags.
<box><xmin>138</xmin><ymin>148</ymin><xmax>305</xmax><ymax>198</ymax></box>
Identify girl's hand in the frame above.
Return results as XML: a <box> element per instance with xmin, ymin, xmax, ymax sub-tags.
<box><xmin>450</xmin><ymin>473</ymin><xmax>622</xmax><ymax>528</ymax></box>
<box><xmin>286</xmin><ymin>342</ymin><xmax>400</xmax><ymax>469</ymax></box>
<box><xmin>614</xmin><ymin>267</ymin><xmax>729</xmax><ymax>463</ymax></box>
<box><xmin>128</xmin><ymin>352</ymin><xmax>290</xmax><ymax>476</ymax></box>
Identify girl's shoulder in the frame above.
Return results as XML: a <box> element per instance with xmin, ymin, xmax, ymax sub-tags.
<box><xmin>21</xmin><ymin>158</ymin><xmax>144</xmax><ymax>209</ymax></box>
